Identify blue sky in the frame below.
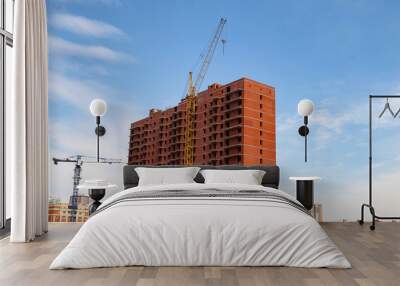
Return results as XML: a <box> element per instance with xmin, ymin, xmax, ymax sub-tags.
<box><xmin>47</xmin><ymin>0</ymin><xmax>400</xmax><ymax>220</ymax></box>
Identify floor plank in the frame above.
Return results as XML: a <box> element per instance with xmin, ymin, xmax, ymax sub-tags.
<box><xmin>0</xmin><ymin>222</ymin><xmax>399</xmax><ymax>286</ymax></box>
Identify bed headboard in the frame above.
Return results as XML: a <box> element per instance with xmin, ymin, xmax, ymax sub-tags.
<box><xmin>123</xmin><ymin>165</ymin><xmax>280</xmax><ymax>189</ymax></box>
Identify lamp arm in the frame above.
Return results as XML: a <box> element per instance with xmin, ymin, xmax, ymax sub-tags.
<box><xmin>305</xmin><ymin>131</ymin><xmax>307</xmax><ymax>162</ymax></box>
<box><xmin>304</xmin><ymin>116</ymin><xmax>308</xmax><ymax>162</ymax></box>
<box><xmin>96</xmin><ymin>116</ymin><xmax>100</xmax><ymax>162</ymax></box>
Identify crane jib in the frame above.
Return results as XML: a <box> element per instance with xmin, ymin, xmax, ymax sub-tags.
<box><xmin>184</xmin><ymin>18</ymin><xmax>227</xmax><ymax>165</ymax></box>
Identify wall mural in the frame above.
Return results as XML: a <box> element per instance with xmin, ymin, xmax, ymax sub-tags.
<box><xmin>47</xmin><ymin>0</ymin><xmax>400</xmax><ymax>222</ymax></box>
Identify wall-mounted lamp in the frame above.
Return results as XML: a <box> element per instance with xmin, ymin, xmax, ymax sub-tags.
<box><xmin>298</xmin><ymin>99</ymin><xmax>315</xmax><ymax>162</ymax></box>
<box><xmin>90</xmin><ymin>99</ymin><xmax>107</xmax><ymax>162</ymax></box>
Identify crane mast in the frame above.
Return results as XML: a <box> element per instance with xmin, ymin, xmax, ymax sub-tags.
<box><xmin>184</xmin><ymin>18</ymin><xmax>227</xmax><ymax>165</ymax></box>
<box><xmin>184</xmin><ymin>72</ymin><xmax>196</xmax><ymax>165</ymax></box>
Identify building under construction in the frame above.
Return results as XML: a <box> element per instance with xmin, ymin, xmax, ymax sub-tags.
<box><xmin>128</xmin><ymin>78</ymin><xmax>276</xmax><ymax>166</ymax></box>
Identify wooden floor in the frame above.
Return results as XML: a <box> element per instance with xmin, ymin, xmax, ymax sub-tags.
<box><xmin>0</xmin><ymin>222</ymin><xmax>399</xmax><ymax>286</ymax></box>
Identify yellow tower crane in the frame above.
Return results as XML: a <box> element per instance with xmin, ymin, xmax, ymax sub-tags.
<box><xmin>183</xmin><ymin>18</ymin><xmax>227</xmax><ymax>165</ymax></box>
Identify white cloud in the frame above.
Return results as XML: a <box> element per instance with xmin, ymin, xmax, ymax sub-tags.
<box><xmin>49</xmin><ymin>126</ymin><xmax>126</xmax><ymax>203</ymax></box>
<box><xmin>278</xmin><ymin>102</ymin><xmax>368</xmax><ymax>151</ymax></box>
<box><xmin>48</xmin><ymin>36</ymin><xmax>134</xmax><ymax>62</ymax></box>
<box><xmin>277</xmin><ymin>115</ymin><xmax>297</xmax><ymax>133</ymax></box>
<box><xmin>313</xmin><ymin>104</ymin><xmax>366</xmax><ymax>133</ymax></box>
<box><xmin>48</xmin><ymin>94</ymin><xmax>142</xmax><ymax>203</ymax></box>
<box><xmin>50</xmin><ymin>13</ymin><xmax>126</xmax><ymax>38</ymax></box>
<box><xmin>48</xmin><ymin>70</ymin><xmax>144</xmax><ymax>160</ymax></box>
<box><xmin>49</xmin><ymin>71</ymin><xmax>114</xmax><ymax>110</ymax></box>
<box><xmin>48</xmin><ymin>98</ymin><xmax>143</xmax><ymax>202</ymax></box>
<box><xmin>51</xmin><ymin>60</ymin><xmax>111</xmax><ymax>77</ymax></box>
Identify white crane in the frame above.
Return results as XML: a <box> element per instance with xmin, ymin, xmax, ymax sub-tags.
<box><xmin>52</xmin><ymin>155</ymin><xmax>121</xmax><ymax>222</ymax></box>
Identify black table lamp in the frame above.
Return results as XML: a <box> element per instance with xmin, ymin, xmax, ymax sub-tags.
<box><xmin>297</xmin><ymin>99</ymin><xmax>315</xmax><ymax>162</ymax></box>
<box><xmin>90</xmin><ymin>99</ymin><xmax>107</xmax><ymax>162</ymax></box>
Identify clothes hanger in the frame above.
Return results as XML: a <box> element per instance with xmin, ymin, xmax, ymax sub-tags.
<box><xmin>394</xmin><ymin>107</ymin><xmax>400</xmax><ymax>119</ymax></box>
<box><xmin>378</xmin><ymin>98</ymin><xmax>395</xmax><ymax>118</ymax></box>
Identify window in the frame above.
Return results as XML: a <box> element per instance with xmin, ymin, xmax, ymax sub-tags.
<box><xmin>1</xmin><ymin>0</ymin><xmax>14</xmax><ymax>231</ymax></box>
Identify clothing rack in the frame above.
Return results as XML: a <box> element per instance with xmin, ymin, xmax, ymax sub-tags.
<box><xmin>359</xmin><ymin>95</ymin><xmax>400</xmax><ymax>230</ymax></box>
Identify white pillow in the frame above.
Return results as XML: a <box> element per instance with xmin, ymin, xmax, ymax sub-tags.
<box><xmin>135</xmin><ymin>167</ymin><xmax>200</xmax><ymax>186</ymax></box>
<box><xmin>200</xmin><ymin>169</ymin><xmax>266</xmax><ymax>185</ymax></box>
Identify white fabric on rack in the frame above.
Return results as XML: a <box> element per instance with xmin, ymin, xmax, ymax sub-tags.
<box><xmin>9</xmin><ymin>0</ymin><xmax>48</xmax><ymax>242</ymax></box>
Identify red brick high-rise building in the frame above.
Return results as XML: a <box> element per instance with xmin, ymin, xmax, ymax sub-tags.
<box><xmin>128</xmin><ymin>78</ymin><xmax>276</xmax><ymax>166</ymax></box>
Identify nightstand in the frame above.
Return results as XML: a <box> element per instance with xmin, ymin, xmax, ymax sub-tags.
<box><xmin>78</xmin><ymin>181</ymin><xmax>117</xmax><ymax>214</ymax></box>
<box><xmin>289</xmin><ymin>177</ymin><xmax>321</xmax><ymax>210</ymax></box>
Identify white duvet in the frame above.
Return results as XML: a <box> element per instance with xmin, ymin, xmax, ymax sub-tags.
<box><xmin>50</xmin><ymin>183</ymin><xmax>351</xmax><ymax>269</ymax></box>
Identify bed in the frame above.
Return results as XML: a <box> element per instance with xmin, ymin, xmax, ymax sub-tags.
<box><xmin>50</xmin><ymin>165</ymin><xmax>350</xmax><ymax>269</ymax></box>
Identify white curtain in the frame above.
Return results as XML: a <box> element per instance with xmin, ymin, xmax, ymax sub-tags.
<box><xmin>10</xmin><ymin>0</ymin><xmax>48</xmax><ymax>242</ymax></box>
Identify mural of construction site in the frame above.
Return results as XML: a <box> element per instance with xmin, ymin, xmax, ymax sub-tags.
<box><xmin>48</xmin><ymin>156</ymin><xmax>121</xmax><ymax>223</ymax></box>
<box><xmin>48</xmin><ymin>17</ymin><xmax>277</xmax><ymax>223</ymax></box>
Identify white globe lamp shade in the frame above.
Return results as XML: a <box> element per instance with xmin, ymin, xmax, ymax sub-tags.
<box><xmin>298</xmin><ymin>99</ymin><xmax>314</xmax><ymax>116</ymax></box>
<box><xmin>90</xmin><ymin>99</ymin><xmax>107</xmax><ymax>117</ymax></box>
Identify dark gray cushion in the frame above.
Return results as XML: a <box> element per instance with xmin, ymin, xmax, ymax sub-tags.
<box><xmin>123</xmin><ymin>165</ymin><xmax>280</xmax><ymax>189</ymax></box>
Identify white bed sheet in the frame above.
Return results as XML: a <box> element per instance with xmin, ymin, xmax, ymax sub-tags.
<box><xmin>50</xmin><ymin>183</ymin><xmax>350</xmax><ymax>269</ymax></box>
